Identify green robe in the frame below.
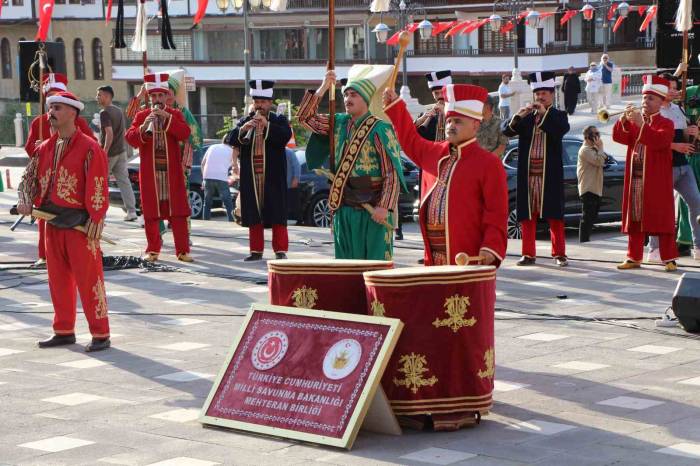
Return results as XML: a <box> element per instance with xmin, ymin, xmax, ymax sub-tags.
<box><xmin>306</xmin><ymin>112</ymin><xmax>405</xmax><ymax>260</ymax></box>
<box><xmin>678</xmin><ymin>86</ymin><xmax>700</xmax><ymax>245</ymax></box>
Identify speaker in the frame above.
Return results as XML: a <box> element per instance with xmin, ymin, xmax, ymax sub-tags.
<box><xmin>656</xmin><ymin>0</ymin><xmax>700</xmax><ymax>69</ymax></box>
<box><xmin>18</xmin><ymin>41</ymin><xmax>67</xmax><ymax>103</ymax></box>
<box><xmin>672</xmin><ymin>273</ymin><xmax>700</xmax><ymax>333</ymax></box>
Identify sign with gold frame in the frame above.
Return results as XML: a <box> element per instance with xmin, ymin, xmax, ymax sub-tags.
<box><xmin>200</xmin><ymin>303</ymin><xmax>403</xmax><ymax>449</ymax></box>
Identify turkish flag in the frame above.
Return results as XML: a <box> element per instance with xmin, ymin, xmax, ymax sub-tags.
<box><xmin>36</xmin><ymin>0</ymin><xmax>55</xmax><ymax>41</ymax></box>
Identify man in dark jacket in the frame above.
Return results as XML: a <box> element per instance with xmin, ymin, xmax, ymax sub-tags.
<box><xmin>503</xmin><ymin>71</ymin><xmax>570</xmax><ymax>267</ymax></box>
<box><xmin>562</xmin><ymin>66</ymin><xmax>581</xmax><ymax>115</ymax></box>
<box><xmin>227</xmin><ymin>80</ymin><xmax>292</xmax><ymax>261</ymax></box>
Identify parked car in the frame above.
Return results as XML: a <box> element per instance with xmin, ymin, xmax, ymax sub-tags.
<box><xmin>411</xmin><ymin>136</ymin><xmax>626</xmax><ymax>239</ymax></box>
<box><xmin>108</xmin><ymin>140</ymin><xmax>238</xmax><ymax>219</ymax></box>
<box><xmin>293</xmin><ymin>149</ymin><xmax>420</xmax><ymax>228</ymax></box>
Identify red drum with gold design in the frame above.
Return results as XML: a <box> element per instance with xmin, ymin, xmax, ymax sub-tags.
<box><xmin>363</xmin><ymin>265</ymin><xmax>496</xmax><ymax>431</ymax></box>
<box><xmin>268</xmin><ymin>259</ymin><xmax>393</xmax><ymax>314</ymax></box>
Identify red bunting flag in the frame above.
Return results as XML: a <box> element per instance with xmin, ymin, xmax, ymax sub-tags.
<box><xmin>607</xmin><ymin>3</ymin><xmax>618</xmax><ymax>21</ymax></box>
<box><xmin>446</xmin><ymin>20</ymin><xmax>473</xmax><ymax>37</ymax></box>
<box><xmin>637</xmin><ymin>5</ymin><xmax>647</xmax><ymax>15</ymax></box>
<box><xmin>560</xmin><ymin>10</ymin><xmax>578</xmax><ymax>26</ymax></box>
<box><xmin>640</xmin><ymin>5</ymin><xmax>656</xmax><ymax>31</ymax></box>
<box><xmin>386</xmin><ymin>22</ymin><xmax>421</xmax><ymax>45</ymax></box>
<box><xmin>193</xmin><ymin>0</ymin><xmax>209</xmax><ymax>26</ymax></box>
<box><xmin>517</xmin><ymin>11</ymin><xmax>529</xmax><ymax>22</ymax></box>
<box><xmin>106</xmin><ymin>0</ymin><xmax>113</xmax><ymax>23</ymax></box>
<box><xmin>612</xmin><ymin>14</ymin><xmax>626</xmax><ymax>32</ymax></box>
<box><xmin>36</xmin><ymin>0</ymin><xmax>55</xmax><ymax>41</ymax></box>
<box><xmin>432</xmin><ymin>21</ymin><xmax>456</xmax><ymax>36</ymax></box>
<box><xmin>500</xmin><ymin>20</ymin><xmax>515</xmax><ymax>34</ymax></box>
<box><xmin>462</xmin><ymin>17</ymin><xmax>490</xmax><ymax>35</ymax></box>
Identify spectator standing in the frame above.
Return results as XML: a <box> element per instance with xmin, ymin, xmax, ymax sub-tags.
<box><xmin>285</xmin><ymin>147</ymin><xmax>301</xmax><ymax>224</ymax></box>
<box><xmin>202</xmin><ymin>142</ymin><xmax>235</xmax><ymax>221</ymax></box>
<box><xmin>562</xmin><ymin>66</ymin><xmax>581</xmax><ymax>115</ymax></box>
<box><xmin>647</xmin><ymin>73</ymin><xmax>700</xmax><ymax>261</ymax></box>
<box><xmin>585</xmin><ymin>63</ymin><xmax>602</xmax><ymax>114</ymax></box>
<box><xmin>498</xmin><ymin>74</ymin><xmax>515</xmax><ymax>120</ymax></box>
<box><xmin>477</xmin><ymin>96</ymin><xmax>509</xmax><ymax>156</ymax></box>
<box><xmin>577</xmin><ymin>126</ymin><xmax>607</xmax><ymax>242</ymax></box>
<box><xmin>96</xmin><ymin>85</ymin><xmax>138</xmax><ymax>221</ymax></box>
<box><xmin>600</xmin><ymin>54</ymin><xmax>614</xmax><ymax>109</ymax></box>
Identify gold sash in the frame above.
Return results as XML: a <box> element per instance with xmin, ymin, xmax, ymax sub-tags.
<box><xmin>329</xmin><ymin>115</ymin><xmax>380</xmax><ymax>211</ymax></box>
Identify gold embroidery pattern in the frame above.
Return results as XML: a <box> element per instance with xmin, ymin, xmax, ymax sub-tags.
<box><xmin>477</xmin><ymin>347</ymin><xmax>495</xmax><ymax>380</ymax></box>
<box><xmin>354</xmin><ymin>144</ymin><xmax>379</xmax><ymax>174</ymax></box>
<box><xmin>292</xmin><ymin>285</ymin><xmax>318</xmax><ymax>309</ymax></box>
<box><xmin>39</xmin><ymin>169</ymin><xmax>51</xmax><ymax>200</ymax></box>
<box><xmin>432</xmin><ymin>294</ymin><xmax>477</xmax><ymax>332</ymax></box>
<box><xmin>329</xmin><ymin>116</ymin><xmax>379</xmax><ymax>210</ymax></box>
<box><xmin>384</xmin><ymin>128</ymin><xmax>402</xmax><ymax>161</ymax></box>
<box><xmin>91</xmin><ymin>176</ymin><xmax>105</xmax><ymax>211</ymax></box>
<box><xmin>371</xmin><ymin>298</ymin><xmax>385</xmax><ymax>317</ymax></box>
<box><xmin>393</xmin><ymin>353</ymin><xmax>438</xmax><ymax>394</ymax></box>
<box><xmin>56</xmin><ymin>166</ymin><xmax>80</xmax><ymax>205</ymax></box>
<box><xmin>92</xmin><ymin>278</ymin><xmax>108</xmax><ymax>319</ymax></box>
<box><xmin>87</xmin><ymin>239</ymin><xmax>99</xmax><ymax>260</ymax></box>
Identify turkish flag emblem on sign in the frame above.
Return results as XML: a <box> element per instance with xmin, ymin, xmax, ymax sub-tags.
<box><xmin>36</xmin><ymin>0</ymin><xmax>55</xmax><ymax>41</ymax></box>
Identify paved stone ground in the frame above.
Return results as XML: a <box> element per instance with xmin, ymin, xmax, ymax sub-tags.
<box><xmin>2</xmin><ymin>187</ymin><xmax>700</xmax><ymax>466</ymax></box>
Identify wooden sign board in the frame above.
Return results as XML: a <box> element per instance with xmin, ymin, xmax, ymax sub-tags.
<box><xmin>184</xmin><ymin>76</ymin><xmax>196</xmax><ymax>92</ymax></box>
<box><xmin>200</xmin><ymin>303</ymin><xmax>403</xmax><ymax>449</ymax></box>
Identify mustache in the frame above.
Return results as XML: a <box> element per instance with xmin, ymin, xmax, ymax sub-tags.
<box><xmin>446</xmin><ymin>129</ymin><xmax>457</xmax><ymax>134</ymax></box>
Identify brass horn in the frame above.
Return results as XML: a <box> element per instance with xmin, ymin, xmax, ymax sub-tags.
<box><xmin>597</xmin><ymin>106</ymin><xmax>638</xmax><ymax>123</ymax></box>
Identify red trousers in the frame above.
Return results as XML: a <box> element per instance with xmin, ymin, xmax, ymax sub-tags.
<box><xmin>249</xmin><ymin>224</ymin><xmax>288</xmax><ymax>253</ymax></box>
<box><xmin>45</xmin><ymin>224</ymin><xmax>110</xmax><ymax>338</ymax></box>
<box><xmin>627</xmin><ymin>231</ymin><xmax>678</xmax><ymax>262</ymax></box>
<box><xmin>38</xmin><ymin>219</ymin><xmax>46</xmax><ymax>260</ymax></box>
<box><xmin>521</xmin><ymin>216</ymin><xmax>566</xmax><ymax>258</ymax></box>
<box><xmin>144</xmin><ymin>201</ymin><xmax>190</xmax><ymax>255</ymax></box>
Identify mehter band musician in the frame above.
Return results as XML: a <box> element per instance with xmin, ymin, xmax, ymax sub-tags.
<box><xmin>125</xmin><ymin>73</ymin><xmax>193</xmax><ymax>263</ymax></box>
<box><xmin>384</xmin><ymin>84</ymin><xmax>509</xmax><ymax>266</ymax></box>
<box><xmin>17</xmin><ymin>91</ymin><xmax>111</xmax><ymax>352</ymax></box>
<box><xmin>503</xmin><ymin>71</ymin><xmax>571</xmax><ymax>267</ymax></box>
<box><xmin>613</xmin><ymin>75</ymin><xmax>679</xmax><ymax>271</ymax></box>
<box><xmin>25</xmin><ymin>73</ymin><xmax>97</xmax><ymax>267</ymax></box>
<box><xmin>297</xmin><ymin>65</ymin><xmax>405</xmax><ymax>261</ymax></box>
<box><xmin>226</xmin><ymin>80</ymin><xmax>292</xmax><ymax>261</ymax></box>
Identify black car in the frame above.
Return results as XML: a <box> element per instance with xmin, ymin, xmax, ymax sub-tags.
<box><xmin>502</xmin><ymin>136</ymin><xmax>625</xmax><ymax>238</ymax></box>
<box><xmin>293</xmin><ymin>149</ymin><xmax>420</xmax><ymax>228</ymax></box>
<box><xmin>411</xmin><ymin>136</ymin><xmax>626</xmax><ymax>238</ymax></box>
<box><xmin>108</xmin><ymin>141</ymin><xmax>237</xmax><ymax>219</ymax></box>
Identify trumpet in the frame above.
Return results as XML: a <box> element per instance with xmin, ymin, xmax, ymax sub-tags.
<box><xmin>597</xmin><ymin>106</ymin><xmax>639</xmax><ymax>124</ymax></box>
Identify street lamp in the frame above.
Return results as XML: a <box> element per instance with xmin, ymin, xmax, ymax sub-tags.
<box><xmin>489</xmin><ymin>0</ymin><xmax>540</xmax><ymax>77</ymax></box>
<box><xmin>218</xmin><ymin>0</ymin><xmax>283</xmax><ymax>106</ymax></box>
<box><xmin>370</xmin><ymin>0</ymin><xmax>432</xmax><ymax>92</ymax></box>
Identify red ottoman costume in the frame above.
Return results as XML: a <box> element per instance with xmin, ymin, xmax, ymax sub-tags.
<box><xmin>125</xmin><ymin>73</ymin><xmax>192</xmax><ymax>259</ymax></box>
<box><xmin>25</xmin><ymin>73</ymin><xmax>96</xmax><ymax>262</ymax></box>
<box><xmin>384</xmin><ymin>84</ymin><xmax>509</xmax><ymax>266</ymax></box>
<box><xmin>613</xmin><ymin>75</ymin><xmax>678</xmax><ymax>265</ymax></box>
<box><xmin>18</xmin><ymin>92</ymin><xmax>110</xmax><ymax>341</ymax></box>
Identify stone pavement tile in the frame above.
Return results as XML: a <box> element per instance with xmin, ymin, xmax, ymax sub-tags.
<box><xmin>18</xmin><ymin>443</ymin><xmax>129</xmax><ymax>466</ymax></box>
<box><xmin>505</xmin><ymin>418</ymin><xmax>578</xmax><ymax>436</ymax></box>
<box><xmin>627</xmin><ymin>344</ymin><xmax>682</xmax><ymax>355</ymax></box>
<box><xmin>398</xmin><ymin>447</ymin><xmax>477</xmax><ymax>465</ymax></box>
<box><xmin>438</xmin><ymin>437</ymin><xmax>559</xmax><ymax>464</ymax></box>
<box><xmin>655</xmin><ymin>442</ymin><xmax>700</xmax><ymax>460</ymax></box>
<box><xmin>18</xmin><ymin>435</ymin><xmax>95</xmax><ymax>453</ymax></box>
<box><xmin>144</xmin><ymin>458</ymin><xmax>220</xmax><ymax>466</ymax></box>
<box><xmin>148</xmin><ymin>408</ymin><xmax>201</xmax><ymax>423</ymax></box>
<box><xmin>595</xmin><ymin>395</ymin><xmax>666</xmax><ymax>410</ymax></box>
<box><xmin>547</xmin><ymin>411</ymin><xmax>655</xmax><ymax>435</ymax></box>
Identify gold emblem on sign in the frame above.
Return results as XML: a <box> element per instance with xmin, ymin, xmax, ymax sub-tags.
<box><xmin>333</xmin><ymin>351</ymin><xmax>349</xmax><ymax>369</ymax></box>
<box><xmin>371</xmin><ymin>298</ymin><xmax>385</xmax><ymax>317</ymax></box>
<box><xmin>292</xmin><ymin>285</ymin><xmax>318</xmax><ymax>309</ymax></box>
<box><xmin>478</xmin><ymin>347</ymin><xmax>495</xmax><ymax>380</ymax></box>
<box><xmin>432</xmin><ymin>294</ymin><xmax>477</xmax><ymax>332</ymax></box>
<box><xmin>393</xmin><ymin>352</ymin><xmax>438</xmax><ymax>394</ymax></box>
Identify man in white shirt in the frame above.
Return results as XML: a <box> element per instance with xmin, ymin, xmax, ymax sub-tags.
<box><xmin>498</xmin><ymin>74</ymin><xmax>515</xmax><ymax>120</ymax></box>
<box><xmin>584</xmin><ymin>62</ymin><xmax>602</xmax><ymax>114</ymax></box>
<box><xmin>201</xmin><ymin>142</ymin><xmax>235</xmax><ymax>221</ymax></box>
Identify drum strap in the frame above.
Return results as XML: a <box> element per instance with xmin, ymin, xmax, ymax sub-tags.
<box><xmin>328</xmin><ymin>115</ymin><xmax>380</xmax><ymax>211</ymax></box>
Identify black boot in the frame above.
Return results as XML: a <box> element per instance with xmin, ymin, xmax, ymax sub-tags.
<box><xmin>274</xmin><ymin>252</ymin><xmax>288</xmax><ymax>260</ymax></box>
<box><xmin>244</xmin><ymin>252</ymin><xmax>263</xmax><ymax>262</ymax></box>
<box><xmin>38</xmin><ymin>334</ymin><xmax>76</xmax><ymax>348</ymax></box>
<box><xmin>516</xmin><ymin>256</ymin><xmax>536</xmax><ymax>266</ymax></box>
<box><xmin>85</xmin><ymin>338</ymin><xmax>111</xmax><ymax>352</ymax></box>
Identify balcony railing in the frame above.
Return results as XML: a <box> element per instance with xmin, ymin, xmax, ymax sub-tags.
<box><xmin>408</xmin><ymin>39</ymin><xmax>655</xmax><ymax>58</ymax></box>
<box><xmin>284</xmin><ymin>0</ymin><xmax>462</xmax><ymax>8</ymax></box>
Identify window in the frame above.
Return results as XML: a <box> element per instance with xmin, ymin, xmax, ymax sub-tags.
<box><xmin>92</xmin><ymin>38</ymin><xmax>104</xmax><ymax>80</ymax></box>
<box><xmin>479</xmin><ymin>22</ymin><xmax>515</xmax><ymax>52</ymax></box>
<box><xmin>582</xmin><ymin>18</ymin><xmax>596</xmax><ymax>46</ymax></box>
<box><xmin>12</xmin><ymin>0</ymin><xmax>24</xmax><ymax>5</ymax></box>
<box><xmin>554</xmin><ymin>12</ymin><xmax>568</xmax><ymax>42</ymax></box>
<box><xmin>73</xmin><ymin>38</ymin><xmax>85</xmax><ymax>80</ymax></box>
<box><xmin>1</xmin><ymin>38</ymin><xmax>11</xmax><ymax>79</ymax></box>
<box><xmin>414</xmin><ymin>22</ymin><xmax>452</xmax><ymax>55</ymax></box>
<box><xmin>257</xmin><ymin>29</ymin><xmax>306</xmax><ymax>60</ymax></box>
